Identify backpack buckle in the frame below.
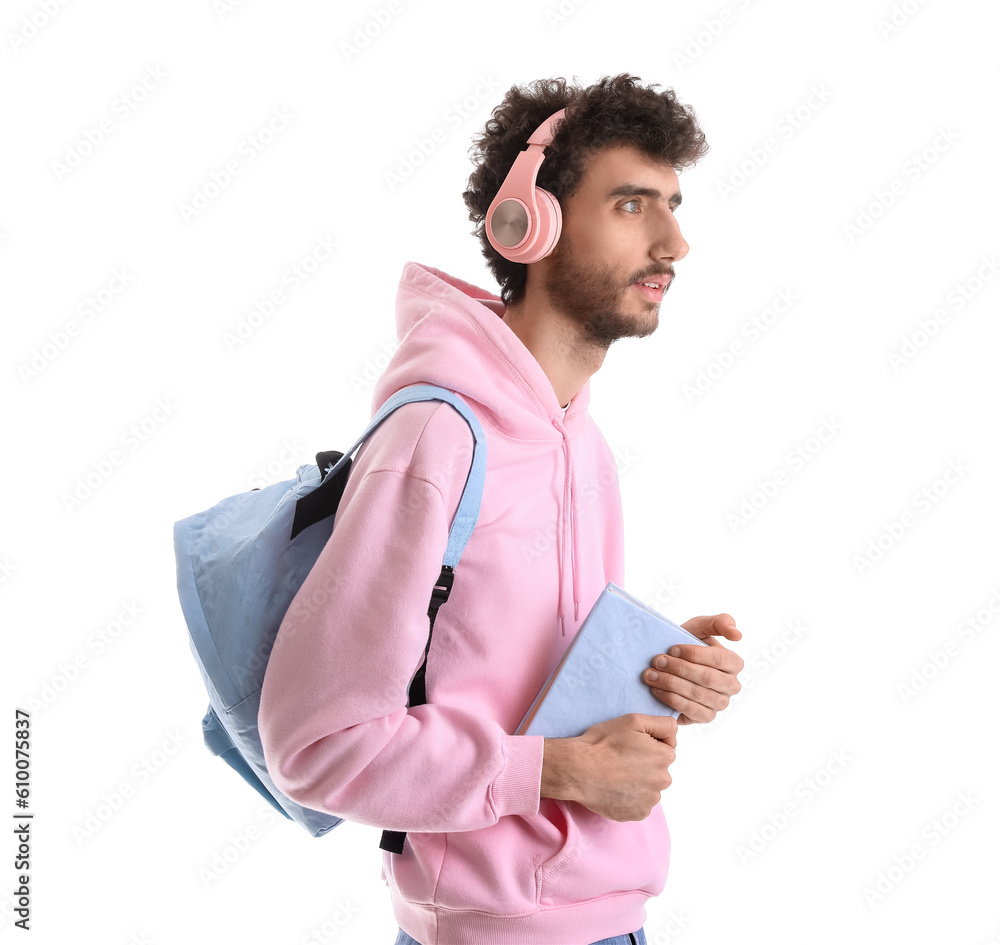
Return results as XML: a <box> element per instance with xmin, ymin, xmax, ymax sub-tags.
<box><xmin>430</xmin><ymin>565</ymin><xmax>454</xmax><ymax>607</ymax></box>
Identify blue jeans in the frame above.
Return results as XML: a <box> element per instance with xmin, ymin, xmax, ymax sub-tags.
<box><xmin>393</xmin><ymin>927</ymin><xmax>647</xmax><ymax>945</ymax></box>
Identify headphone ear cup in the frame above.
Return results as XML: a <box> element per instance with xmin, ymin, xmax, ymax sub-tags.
<box><xmin>483</xmin><ymin>108</ymin><xmax>567</xmax><ymax>263</ymax></box>
<box><xmin>520</xmin><ymin>186</ymin><xmax>562</xmax><ymax>263</ymax></box>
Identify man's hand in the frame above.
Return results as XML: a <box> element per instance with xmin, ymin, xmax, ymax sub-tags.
<box><xmin>643</xmin><ymin>613</ymin><xmax>744</xmax><ymax>725</ymax></box>
<box><xmin>541</xmin><ymin>714</ymin><xmax>677</xmax><ymax>822</ymax></box>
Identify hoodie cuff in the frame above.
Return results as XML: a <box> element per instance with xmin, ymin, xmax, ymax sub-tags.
<box><xmin>491</xmin><ymin>733</ymin><xmax>544</xmax><ymax>819</ymax></box>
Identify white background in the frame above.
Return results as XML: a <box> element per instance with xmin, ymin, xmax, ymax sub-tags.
<box><xmin>3</xmin><ymin>0</ymin><xmax>999</xmax><ymax>943</ymax></box>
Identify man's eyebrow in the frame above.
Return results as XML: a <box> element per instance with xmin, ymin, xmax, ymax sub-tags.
<box><xmin>606</xmin><ymin>183</ymin><xmax>682</xmax><ymax>209</ymax></box>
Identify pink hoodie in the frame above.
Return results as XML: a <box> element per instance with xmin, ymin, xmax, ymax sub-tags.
<box><xmin>259</xmin><ymin>261</ymin><xmax>669</xmax><ymax>944</ymax></box>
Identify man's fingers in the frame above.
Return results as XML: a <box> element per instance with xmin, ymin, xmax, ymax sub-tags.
<box><xmin>645</xmin><ymin>655</ymin><xmax>742</xmax><ymax>695</ymax></box>
<box><xmin>630</xmin><ymin>713</ymin><xmax>678</xmax><ymax>743</ymax></box>
<box><xmin>649</xmin><ymin>689</ymin><xmax>719</xmax><ymax>724</ymax></box>
<box><xmin>681</xmin><ymin>612</ymin><xmax>742</xmax><ymax>641</ymax></box>
<box><xmin>657</xmin><ymin>643</ymin><xmax>741</xmax><ymax>674</ymax></box>
<box><xmin>648</xmin><ymin>676</ymin><xmax>731</xmax><ymax>717</ymax></box>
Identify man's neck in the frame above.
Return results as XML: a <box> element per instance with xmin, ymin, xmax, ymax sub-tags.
<box><xmin>502</xmin><ymin>300</ymin><xmax>607</xmax><ymax>410</ymax></box>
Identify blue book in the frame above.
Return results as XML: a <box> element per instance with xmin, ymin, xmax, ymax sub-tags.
<box><xmin>515</xmin><ymin>581</ymin><xmax>709</xmax><ymax>738</ymax></box>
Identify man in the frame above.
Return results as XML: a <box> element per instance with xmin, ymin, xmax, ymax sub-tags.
<box><xmin>259</xmin><ymin>74</ymin><xmax>743</xmax><ymax>945</ymax></box>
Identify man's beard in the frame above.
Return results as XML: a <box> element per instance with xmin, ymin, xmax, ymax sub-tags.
<box><xmin>540</xmin><ymin>231</ymin><xmax>666</xmax><ymax>349</ymax></box>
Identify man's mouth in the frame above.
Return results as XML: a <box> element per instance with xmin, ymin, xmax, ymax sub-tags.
<box><xmin>632</xmin><ymin>276</ymin><xmax>671</xmax><ymax>301</ymax></box>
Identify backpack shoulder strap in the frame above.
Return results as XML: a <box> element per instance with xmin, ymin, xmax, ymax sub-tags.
<box><xmin>310</xmin><ymin>385</ymin><xmax>487</xmax><ymax>857</ymax></box>
<box><xmin>372</xmin><ymin>387</ymin><xmax>486</xmax><ymax>856</ymax></box>
<box><xmin>319</xmin><ymin>384</ymin><xmax>487</xmax><ymax>564</ymax></box>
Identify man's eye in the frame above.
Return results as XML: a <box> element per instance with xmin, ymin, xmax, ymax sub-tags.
<box><xmin>621</xmin><ymin>198</ymin><xmax>640</xmax><ymax>213</ymax></box>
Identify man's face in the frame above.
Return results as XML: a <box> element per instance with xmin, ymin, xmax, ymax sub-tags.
<box><xmin>535</xmin><ymin>143</ymin><xmax>689</xmax><ymax>348</ymax></box>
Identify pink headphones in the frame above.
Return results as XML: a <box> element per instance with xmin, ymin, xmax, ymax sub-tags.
<box><xmin>485</xmin><ymin>108</ymin><xmax>567</xmax><ymax>264</ymax></box>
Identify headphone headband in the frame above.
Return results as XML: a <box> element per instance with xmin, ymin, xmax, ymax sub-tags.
<box><xmin>526</xmin><ymin>107</ymin><xmax>566</xmax><ymax>147</ymax></box>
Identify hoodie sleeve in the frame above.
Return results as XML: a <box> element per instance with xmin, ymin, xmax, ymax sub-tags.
<box><xmin>258</xmin><ymin>400</ymin><xmax>543</xmax><ymax>833</ymax></box>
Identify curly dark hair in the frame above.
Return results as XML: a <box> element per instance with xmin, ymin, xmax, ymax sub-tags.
<box><xmin>462</xmin><ymin>74</ymin><xmax>709</xmax><ymax>307</ymax></box>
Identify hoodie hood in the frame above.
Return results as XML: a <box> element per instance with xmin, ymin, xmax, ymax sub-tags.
<box><xmin>372</xmin><ymin>261</ymin><xmax>591</xmax><ymax>633</ymax></box>
<box><xmin>373</xmin><ymin>261</ymin><xmax>590</xmax><ymax>437</ymax></box>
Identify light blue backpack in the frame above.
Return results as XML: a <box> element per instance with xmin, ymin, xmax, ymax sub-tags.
<box><xmin>173</xmin><ymin>384</ymin><xmax>486</xmax><ymax>853</ymax></box>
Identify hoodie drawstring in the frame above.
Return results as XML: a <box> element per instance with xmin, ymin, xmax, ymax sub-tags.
<box><xmin>555</xmin><ymin>420</ymin><xmax>580</xmax><ymax>636</ymax></box>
